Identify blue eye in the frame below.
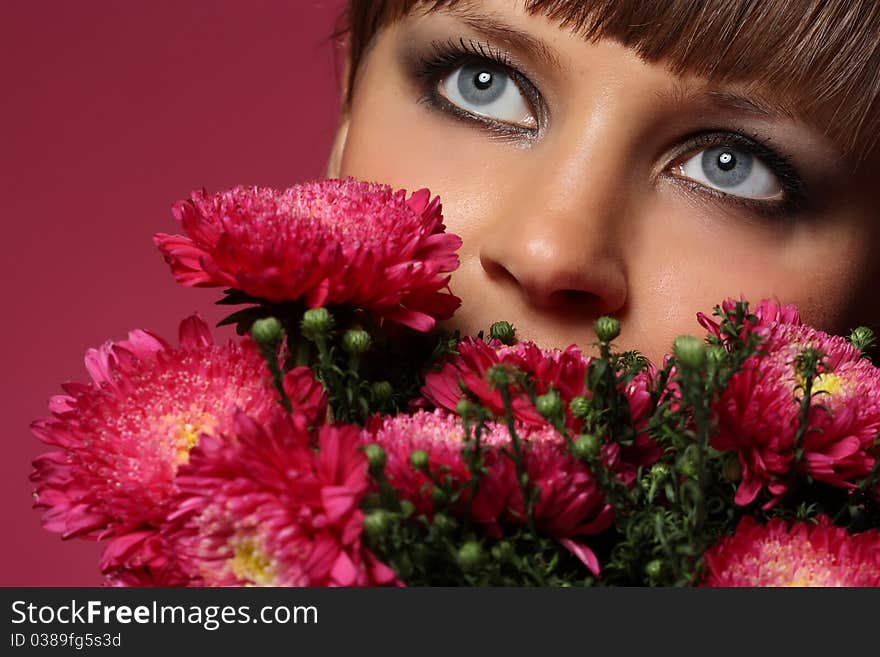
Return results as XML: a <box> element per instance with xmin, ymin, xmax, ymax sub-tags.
<box><xmin>677</xmin><ymin>145</ymin><xmax>782</xmax><ymax>200</ymax></box>
<box><xmin>440</xmin><ymin>61</ymin><xmax>536</xmax><ymax>128</ymax></box>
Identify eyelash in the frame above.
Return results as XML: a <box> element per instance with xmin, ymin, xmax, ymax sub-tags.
<box><xmin>409</xmin><ymin>37</ymin><xmax>809</xmax><ymax>217</ymax></box>
<box><xmin>412</xmin><ymin>37</ymin><xmax>544</xmax><ymax>139</ymax></box>
<box><xmin>669</xmin><ymin>131</ymin><xmax>808</xmax><ymax>217</ymax></box>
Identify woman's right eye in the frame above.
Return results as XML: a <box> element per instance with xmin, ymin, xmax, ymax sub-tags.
<box><xmin>674</xmin><ymin>145</ymin><xmax>783</xmax><ymax>201</ymax></box>
<box><xmin>438</xmin><ymin>61</ymin><xmax>537</xmax><ymax>129</ymax></box>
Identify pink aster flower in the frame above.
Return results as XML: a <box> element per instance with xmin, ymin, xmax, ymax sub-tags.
<box><xmin>697</xmin><ymin>296</ymin><xmax>802</xmax><ymax>341</ymax></box>
<box><xmin>421</xmin><ymin>338</ymin><xmax>593</xmax><ymax>427</ymax></box>
<box><xmin>710</xmin><ymin>319</ymin><xmax>880</xmax><ymax>506</ymax></box>
<box><xmin>703</xmin><ymin>515</ymin><xmax>880</xmax><ymax>586</ymax></box>
<box><xmin>154</xmin><ymin>179</ymin><xmax>462</xmax><ymax>331</ymax></box>
<box><xmin>30</xmin><ymin>315</ymin><xmax>325</xmax><ymax>573</ymax></box>
<box><xmin>171</xmin><ymin>411</ymin><xmax>396</xmax><ymax>587</ymax></box>
<box><xmin>620</xmin><ymin>370</ymin><xmax>663</xmax><ymax>469</ymax></box>
<box><xmin>421</xmin><ymin>338</ymin><xmax>660</xmax><ymax>468</ymax></box>
<box><xmin>367</xmin><ymin>410</ymin><xmax>612</xmax><ymax>574</ymax></box>
<box><xmin>366</xmin><ymin>409</ymin><xmax>517</xmax><ymax>530</ymax></box>
<box><xmin>511</xmin><ymin>430</ymin><xmax>614</xmax><ymax>575</ymax></box>
<box><xmin>102</xmin><ymin>547</ymin><xmax>191</xmax><ymax>587</ymax></box>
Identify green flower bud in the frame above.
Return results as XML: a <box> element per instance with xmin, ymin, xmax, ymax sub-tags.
<box><xmin>300</xmin><ymin>308</ymin><xmax>333</xmax><ymax>341</ymax></box>
<box><xmin>363</xmin><ymin>443</ymin><xmax>386</xmax><ymax>474</ymax></box>
<box><xmin>849</xmin><ymin>326</ymin><xmax>876</xmax><ymax>354</ymax></box>
<box><xmin>594</xmin><ymin>316</ymin><xmax>621</xmax><ymax>343</ymax></box>
<box><xmin>411</xmin><ymin>543</ymin><xmax>430</xmax><ymax>563</ymax></box>
<box><xmin>363</xmin><ymin>510</ymin><xmax>389</xmax><ymax>538</ymax></box>
<box><xmin>489</xmin><ymin>321</ymin><xmax>516</xmax><ymax>345</ymax></box>
<box><xmin>430</xmin><ymin>486</ymin><xmax>448</xmax><ymax>506</ymax></box>
<box><xmin>399</xmin><ymin>500</ymin><xmax>415</xmax><ymax>518</ymax></box>
<box><xmin>678</xmin><ymin>457</ymin><xmax>698</xmax><ymax>478</ymax></box>
<box><xmin>486</xmin><ymin>364</ymin><xmax>512</xmax><ymax>389</ymax></box>
<box><xmin>536</xmin><ymin>390</ymin><xmax>563</xmax><ymax>419</ymax></box>
<box><xmin>371</xmin><ymin>381</ymin><xmax>393</xmax><ymax>403</ymax></box>
<box><xmin>649</xmin><ymin>463</ymin><xmax>670</xmax><ymax>481</ymax></box>
<box><xmin>793</xmin><ymin>348</ymin><xmax>822</xmax><ymax>380</ymax></box>
<box><xmin>490</xmin><ymin>540</ymin><xmax>514</xmax><ymax>562</ymax></box>
<box><xmin>409</xmin><ymin>449</ymin><xmax>430</xmax><ymax>472</ymax></box>
<box><xmin>250</xmin><ymin>316</ymin><xmax>283</xmax><ymax>346</ymax></box>
<box><xmin>343</xmin><ymin>328</ymin><xmax>372</xmax><ymax>354</ymax></box>
<box><xmin>432</xmin><ymin>512</ymin><xmax>454</xmax><ymax>534</ymax></box>
<box><xmin>457</xmin><ymin>541</ymin><xmax>484</xmax><ymax>572</ymax></box>
<box><xmin>456</xmin><ymin>399</ymin><xmax>474</xmax><ymax>418</ymax></box>
<box><xmin>573</xmin><ymin>434</ymin><xmax>601</xmax><ymax>460</ymax></box>
<box><xmin>569</xmin><ymin>395</ymin><xmax>592</xmax><ymax>420</ymax></box>
<box><xmin>644</xmin><ymin>559</ymin><xmax>663</xmax><ymax>579</ymax></box>
<box><xmin>673</xmin><ymin>335</ymin><xmax>707</xmax><ymax>370</ymax></box>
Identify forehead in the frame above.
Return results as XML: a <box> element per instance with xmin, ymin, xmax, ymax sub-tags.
<box><xmin>370</xmin><ymin>0</ymin><xmax>880</xmax><ymax>161</ymax></box>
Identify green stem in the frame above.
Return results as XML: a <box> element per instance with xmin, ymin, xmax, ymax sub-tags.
<box><xmin>260</xmin><ymin>344</ymin><xmax>292</xmax><ymax>413</ymax></box>
<box><xmin>462</xmin><ymin>414</ymin><xmax>486</xmax><ymax>533</ymax></box>
<box><xmin>498</xmin><ymin>383</ymin><xmax>536</xmax><ymax>534</ymax></box>
<box><xmin>294</xmin><ymin>338</ymin><xmax>311</xmax><ymax>368</ymax></box>
<box><xmin>793</xmin><ymin>370</ymin><xmax>815</xmax><ymax>466</ymax></box>
<box><xmin>692</xmin><ymin>386</ymin><xmax>710</xmax><ymax>537</ymax></box>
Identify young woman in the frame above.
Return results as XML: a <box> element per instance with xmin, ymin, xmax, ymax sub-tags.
<box><xmin>326</xmin><ymin>0</ymin><xmax>880</xmax><ymax>365</ymax></box>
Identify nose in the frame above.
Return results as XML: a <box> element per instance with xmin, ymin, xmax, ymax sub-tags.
<box><xmin>478</xmin><ymin>134</ymin><xmax>630</xmax><ymax>318</ymax></box>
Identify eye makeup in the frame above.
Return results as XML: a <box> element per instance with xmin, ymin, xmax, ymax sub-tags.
<box><xmin>403</xmin><ymin>36</ymin><xmax>544</xmax><ymax>141</ymax></box>
<box><xmin>664</xmin><ymin>130</ymin><xmax>810</xmax><ymax>218</ymax></box>
<box><xmin>399</xmin><ymin>31</ymin><xmax>813</xmax><ymax>219</ymax></box>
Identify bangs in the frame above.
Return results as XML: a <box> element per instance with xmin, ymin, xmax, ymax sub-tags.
<box><xmin>342</xmin><ymin>0</ymin><xmax>880</xmax><ymax>161</ymax></box>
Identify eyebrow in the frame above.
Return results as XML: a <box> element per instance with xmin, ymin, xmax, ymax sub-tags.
<box><xmin>431</xmin><ymin>4</ymin><xmax>795</xmax><ymax>122</ymax></box>
<box><xmin>661</xmin><ymin>85</ymin><xmax>798</xmax><ymax>123</ymax></box>
<box><xmin>422</xmin><ymin>1</ymin><xmax>838</xmax><ymax>147</ymax></box>
<box><xmin>437</xmin><ymin>3</ymin><xmax>564</xmax><ymax>72</ymax></box>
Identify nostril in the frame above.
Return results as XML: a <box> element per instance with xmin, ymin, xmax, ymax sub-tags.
<box><xmin>546</xmin><ymin>288</ymin><xmax>614</xmax><ymax>316</ymax></box>
<box><xmin>479</xmin><ymin>248</ymin><xmax>627</xmax><ymax>316</ymax></box>
<box><xmin>554</xmin><ymin>289</ymin><xmax>596</xmax><ymax>306</ymax></box>
<box><xmin>480</xmin><ymin>254</ymin><xmax>519</xmax><ymax>286</ymax></box>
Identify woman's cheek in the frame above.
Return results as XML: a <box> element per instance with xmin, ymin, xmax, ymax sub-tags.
<box><xmin>772</xmin><ymin>223</ymin><xmax>870</xmax><ymax>333</ymax></box>
<box><xmin>339</xmin><ymin>94</ymin><xmax>434</xmax><ymax>191</ymax></box>
<box><xmin>631</xmin><ymin>198</ymin><xmax>870</xmax><ymax>344</ymax></box>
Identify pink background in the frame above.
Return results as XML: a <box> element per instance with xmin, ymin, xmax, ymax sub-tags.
<box><xmin>2</xmin><ymin>0</ymin><xmax>346</xmax><ymax>586</ymax></box>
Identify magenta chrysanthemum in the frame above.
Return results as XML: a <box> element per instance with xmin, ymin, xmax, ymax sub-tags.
<box><xmin>421</xmin><ymin>338</ymin><xmax>659</xmax><ymax>467</ymax></box>
<box><xmin>367</xmin><ymin>410</ymin><xmax>612</xmax><ymax>574</ymax></box>
<box><xmin>154</xmin><ymin>179</ymin><xmax>463</xmax><ymax>331</ymax></box>
<box><xmin>171</xmin><ymin>411</ymin><xmax>396</xmax><ymax>587</ymax></box>
<box><xmin>710</xmin><ymin>318</ymin><xmax>880</xmax><ymax>506</ymax></box>
<box><xmin>30</xmin><ymin>315</ymin><xmax>326</xmax><ymax>574</ymax></box>
<box><xmin>421</xmin><ymin>338</ymin><xmax>590</xmax><ymax>426</ymax></box>
<box><xmin>366</xmin><ymin>409</ymin><xmax>515</xmax><ymax>529</ymax></box>
<box><xmin>698</xmin><ymin>297</ymin><xmax>802</xmax><ymax>340</ymax></box>
<box><xmin>703</xmin><ymin>515</ymin><xmax>880</xmax><ymax>586</ymax></box>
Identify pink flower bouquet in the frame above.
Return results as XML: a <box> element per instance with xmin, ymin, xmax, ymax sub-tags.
<box><xmin>31</xmin><ymin>179</ymin><xmax>880</xmax><ymax>586</ymax></box>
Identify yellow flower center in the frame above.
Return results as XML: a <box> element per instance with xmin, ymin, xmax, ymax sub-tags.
<box><xmin>793</xmin><ymin>371</ymin><xmax>844</xmax><ymax>400</ymax></box>
<box><xmin>786</xmin><ymin>576</ymin><xmax>810</xmax><ymax>587</ymax></box>
<box><xmin>229</xmin><ymin>538</ymin><xmax>276</xmax><ymax>586</ymax></box>
<box><xmin>811</xmin><ymin>373</ymin><xmax>843</xmax><ymax>397</ymax></box>
<box><xmin>165</xmin><ymin>411</ymin><xmax>218</xmax><ymax>465</ymax></box>
<box><xmin>175</xmin><ymin>424</ymin><xmax>201</xmax><ymax>464</ymax></box>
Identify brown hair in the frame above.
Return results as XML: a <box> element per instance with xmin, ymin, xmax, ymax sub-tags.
<box><xmin>336</xmin><ymin>0</ymin><xmax>880</xmax><ymax>161</ymax></box>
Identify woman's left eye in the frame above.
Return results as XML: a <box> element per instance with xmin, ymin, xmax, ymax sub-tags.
<box><xmin>438</xmin><ymin>61</ymin><xmax>536</xmax><ymax>128</ymax></box>
<box><xmin>674</xmin><ymin>145</ymin><xmax>783</xmax><ymax>200</ymax></box>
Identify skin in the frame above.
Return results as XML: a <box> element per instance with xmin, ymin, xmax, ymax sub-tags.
<box><xmin>327</xmin><ymin>0</ymin><xmax>880</xmax><ymax>365</ymax></box>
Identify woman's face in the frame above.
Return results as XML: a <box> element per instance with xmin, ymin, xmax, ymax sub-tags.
<box><xmin>329</xmin><ymin>0</ymin><xmax>880</xmax><ymax>364</ymax></box>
